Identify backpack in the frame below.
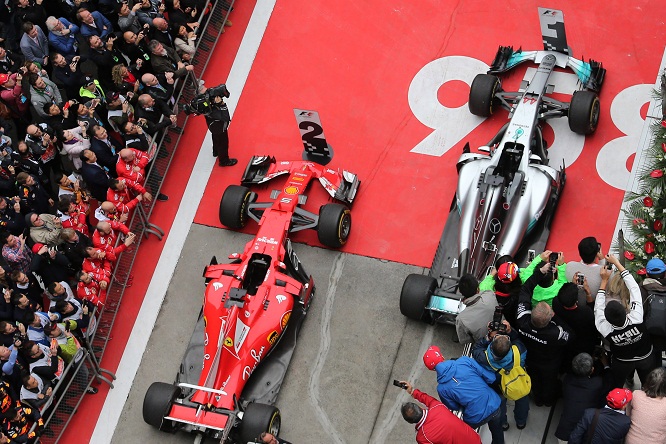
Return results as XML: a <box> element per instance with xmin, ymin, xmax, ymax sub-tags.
<box><xmin>644</xmin><ymin>292</ymin><xmax>666</xmax><ymax>337</ymax></box>
<box><xmin>487</xmin><ymin>345</ymin><xmax>531</xmax><ymax>401</ymax></box>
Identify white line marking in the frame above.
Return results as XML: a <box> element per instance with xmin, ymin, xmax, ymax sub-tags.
<box><xmin>308</xmin><ymin>253</ymin><xmax>347</xmax><ymax>444</ymax></box>
<box><xmin>90</xmin><ymin>2</ymin><xmax>277</xmax><ymax>442</ymax></box>
<box><xmin>369</xmin><ymin>325</ymin><xmax>434</xmax><ymax>443</ymax></box>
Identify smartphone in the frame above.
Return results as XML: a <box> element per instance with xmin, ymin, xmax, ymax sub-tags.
<box><xmin>605</xmin><ymin>262</ymin><xmax>613</xmax><ymax>270</ymax></box>
<box><xmin>549</xmin><ymin>252</ymin><xmax>559</xmax><ymax>266</ymax></box>
<box><xmin>577</xmin><ymin>273</ymin><xmax>585</xmax><ymax>285</ymax></box>
<box><xmin>527</xmin><ymin>249</ymin><xmax>536</xmax><ymax>263</ymax></box>
<box><xmin>393</xmin><ymin>379</ymin><xmax>407</xmax><ymax>389</ymax></box>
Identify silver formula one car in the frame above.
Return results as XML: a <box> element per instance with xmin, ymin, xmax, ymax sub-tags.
<box><xmin>400</xmin><ymin>7</ymin><xmax>606</xmax><ymax>324</ymax></box>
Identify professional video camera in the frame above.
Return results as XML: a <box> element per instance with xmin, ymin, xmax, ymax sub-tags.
<box><xmin>488</xmin><ymin>305</ymin><xmax>508</xmax><ymax>335</ymax></box>
<box><xmin>182</xmin><ymin>84</ymin><xmax>230</xmax><ymax>116</ymax></box>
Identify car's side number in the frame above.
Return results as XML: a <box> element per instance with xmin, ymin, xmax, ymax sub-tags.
<box><xmin>596</xmin><ymin>84</ymin><xmax>655</xmax><ymax>190</ymax></box>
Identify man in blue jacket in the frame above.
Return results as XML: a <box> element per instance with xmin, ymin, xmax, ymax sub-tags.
<box><xmin>472</xmin><ymin>321</ymin><xmax>530</xmax><ymax>431</ymax></box>
<box><xmin>424</xmin><ymin>345</ymin><xmax>504</xmax><ymax>444</ymax></box>
<box><xmin>45</xmin><ymin>17</ymin><xmax>80</xmax><ymax>57</ymax></box>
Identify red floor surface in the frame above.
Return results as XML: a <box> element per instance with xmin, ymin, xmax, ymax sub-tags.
<box><xmin>195</xmin><ymin>0</ymin><xmax>666</xmax><ymax>267</ymax></box>
<box><xmin>58</xmin><ymin>2</ymin><xmax>257</xmax><ymax>442</ymax></box>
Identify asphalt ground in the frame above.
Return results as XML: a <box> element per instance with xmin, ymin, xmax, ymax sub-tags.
<box><xmin>111</xmin><ymin>223</ymin><xmax>467</xmax><ymax>444</ymax></box>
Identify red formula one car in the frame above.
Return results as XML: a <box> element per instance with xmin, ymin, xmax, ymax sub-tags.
<box><xmin>143</xmin><ymin>155</ymin><xmax>359</xmax><ymax>443</ymax></box>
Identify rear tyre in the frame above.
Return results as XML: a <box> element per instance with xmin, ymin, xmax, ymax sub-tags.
<box><xmin>469</xmin><ymin>74</ymin><xmax>501</xmax><ymax>117</ymax></box>
<box><xmin>568</xmin><ymin>90</ymin><xmax>600</xmax><ymax>135</ymax></box>
<box><xmin>219</xmin><ymin>185</ymin><xmax>253</xmax><ymax>229</ymax></box>
<box><xmin>317</xmin><ymin>203</ymin><xmax>351</xmax><ymax>248</ymax></box>
<box><xmin>239</xmin><ymin>403</ymin><xmax>281</xmax><ymax>443</ymax></box>
<box><xmin>400</xmin><ymin>274</ymin><xmax>437</xmax><ymax>322</ymax></box>
<box><xmin>143</xmin><ymin>382</ymin><xmax>181</xmax><ymax>432</ymax></box>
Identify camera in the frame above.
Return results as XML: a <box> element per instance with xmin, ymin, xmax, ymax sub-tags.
<box><xmin>393</xmin><ymin>379</ymin><xmax>407</xmax><ymax>389</ymax></box>
<box><xmin>13</xmin><ymin>332</ymin><xmax>27</xmax><ymax>347</ymax></box>
<box><xmin>489</xmin><ymin>306</ymin><xmax>507</xmax><ymax>334</ymax></box>
<box><xmin>182</xmin><ymin>84</ymin><xmax>230</xmax><ymax>115</ymax></box>
<box><xmin>577</xmin><ymin>273</ymin><xmax>585</xmax><ymax>285</ymax></box>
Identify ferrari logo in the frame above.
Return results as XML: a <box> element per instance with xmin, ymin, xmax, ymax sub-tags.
<box><xmin>224</xmin><ymin>337</ymin><xmax>233</xmax><ymax>347</ymax></box>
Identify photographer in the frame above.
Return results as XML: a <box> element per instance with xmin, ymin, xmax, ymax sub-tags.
<box><xmin>51</xmin><ymin>53</ymin><xmax>85</xmax><ymax>101</ymax></box>
<box><xmin>472</xmin><ymin>320</ymin><xmax>530</xmax><ymax>431</ymax></box>
<box><xmin>397</xmin><ymin>380</ymin><xmax>480</xmax><ymax>444</ymax></box>
<box><xmin>117</xmin><ymin>2</ymin><xmax>143</xmax><ymax>34</ymax></box>
<box><xmin>120</xmin><ymin>28</ymin><xmax>153</xmax><ymax>75</ymax></box>
<box><xmin>197</xmin><ymin>84</ymin><xmax>236</xmax><ymax>167</ymax></box>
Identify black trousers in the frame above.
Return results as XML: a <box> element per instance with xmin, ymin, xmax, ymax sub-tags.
<box><xmin>211</xmin><ymin>130</ymin><xmax>229</xmax><ymax>161</ymax></box>
<box><xmin>611</xmin><ymin>352</ymin><xmax>657</xmax><ymax>388</ymax></box>
<box><xmin>527</xmin><ymin>360</ymin><xmax>560</xmax><ymax>406</ymax></box>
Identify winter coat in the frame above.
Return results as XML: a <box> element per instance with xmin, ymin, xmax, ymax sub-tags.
<box><xmin>434</xmin><ymin>357</ymin><xmax>500</xmax><ymax>425</ymax></box>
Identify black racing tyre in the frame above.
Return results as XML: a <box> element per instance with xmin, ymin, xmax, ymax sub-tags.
<box><xmin>219</xmin><ymin>185</ymin><xmax>253</xmax><ymax>229</ymax></box>
<box><xmin>469</xmin><ymin>74</ymin><xmax>501</xmax><ymax>117</ymax></box>
<box><xmin>143</xmin><ymin>382</ymin><xmax>181</xmax><ymax>431</ymax></box>
<box><xmin>568</xmin><ymin>90</ymin><xmax>600</xmax><ymax>135</ymax></box>
<box><xmin>239</xmin><ymin>403</ymin><xmax>281</xmax><ymax>443</ymax></box>
<box><xmin>317</xmin><ymin>203</ymin><xmax>351</xmax><ymax>249</ymax></box>
<box><xmin>400</xmin><ymin>274</ymin><xmax>437</xmax><ymax>322</ymax></box>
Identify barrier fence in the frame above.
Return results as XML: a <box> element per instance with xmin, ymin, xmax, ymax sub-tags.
<box><xmin>30</xmin><ymin>1</ymin><xmax>235</xmax><ymax>441</ymax></box>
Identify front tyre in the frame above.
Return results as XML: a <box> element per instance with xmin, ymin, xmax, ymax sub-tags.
<box><xmin>400</xmin><ymin>274</ymin><xmax>437</xmax><ymax>322</ymax></box>
<box><xmin>568</xmin><ymin>90</ymin><xmax>600</xmax><ymax>135</ymax></box>
<box><xmin>143</xmin><ymin>382</ymin><xmax>181</xmax><ymax>432</ymax></box>
<box><xmin>469</xmin><ymin>74</ymin><xmax>501</xmax><ymax>117</ymax></box>
<box><xmin>239</xmin><ymin>403</ymin><xmax>281</xmax><ymax>443</ymax></box>
<box><xmin>219</xmin><ymin>185</ymin><xmax>253</xmax><ymax>229</ymax></box>
<box><xmin>317</xmin><ymin>203</ymin><xmax>351</xmax><ymax>248</ymax></box>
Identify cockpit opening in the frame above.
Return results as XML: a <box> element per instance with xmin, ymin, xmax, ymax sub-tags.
<box><xmin>243</xmin><ymin>254</ymin><xmax>271</xmax><ymax>295</ymax></box>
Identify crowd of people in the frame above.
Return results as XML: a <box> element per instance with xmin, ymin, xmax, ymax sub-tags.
<box><xmin>0</xmin><ymin>0</ymin><xmax>235</xmax><ymax>440</ymax></box>
<box><xmin>402</xmin><ymin>237</ymin><xmax>666</xmax><ymax>443</ymax></box>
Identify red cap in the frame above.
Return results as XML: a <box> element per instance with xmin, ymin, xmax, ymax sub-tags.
<box><xmin>0</xmin><ymin>74</ymin><xmax>8</xmax><ymax>85</ymax></box>
<box><xmin>606</xmin><ymin>388</ymin><xmax>632</xmax><ymax>409</ymax></box>
<box><xmin>423</xmin><ymin>345</ymin><xmax>444</xmax><ymax>370</ymax></box>
<box><xmin>31</xmin><ymin>243</ymin><xmax>45</xmax><ymax>254</ymax></box>
<box><xmin>497</xmin><ymin>262</ymin><xmax>519</xmax><ymax>284</ymax></box>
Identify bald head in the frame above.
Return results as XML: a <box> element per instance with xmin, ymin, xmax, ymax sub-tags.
<box><xmin>141</xmin><ymin>73</ymin><xmax>157</xmax><ymax>86</ymax></box>
<box><xmin>137</xmin><ymin>94</ymin><xmax>153</xmax><ymax>107</ymax></box>
<box><xmin>100</xmin><ymin>201</ymin><xmax>116</xmax><ymax>213</ymax></box>
<box><xmin>119</xmin><ymin>148</ymin><xmax>135</xmax><ymax>161</ymax></box>
<box><xmin>96</xmin><ymin>221</ymin><xmax>111</xmax><ymax>234</ymax></box>
<box><xmin>153</xmin><ymin>18</ymin><xmax>168</xmax><ymax>30</ymax></box>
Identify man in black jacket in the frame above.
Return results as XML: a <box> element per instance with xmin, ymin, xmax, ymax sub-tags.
<box><xmin>202</xmin><ymin>85</ymin><xmax>236</xmax><ymax>167</ymax></box>
<box><xmin>79</xmin><ymin>150</ymin><xmax>111</xmax><ymax>201</ymax></box>
<box><xmin>552</xmin><ymin>280</ymin><xmax>598</xmax><ymax>363</ymax></box>
<box><xmin>89</xmin><ymin>125</ymin><xmax>121</xmax><ymax>174</ymax></box>
<box><xmin>568</xmin><ymin>388</ymin><xmax>631</xmax><ymax>444</ymax></box>
<box><xmin>87</xmin><ymin>35</ymin><xmax>126</xmax><ymax>90</ymax></box>
<box><xmin>555</xmin><ymin>352</ymin><xmax>613</xmax><ymax>442</ymax></box>
<box><xmin>51</xmin><ymin>53</ymin><xmax>84</xmax><ymax>102</ymax></box>
<box><xmin>135</xmin><ymin>93</ymin><xmax>176</xmax><ymax>135</ymax></box>
<box><xmin>516</xmin><ymin>261</ymin><xmax>574</xmax><ymax>406</ymax></box>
